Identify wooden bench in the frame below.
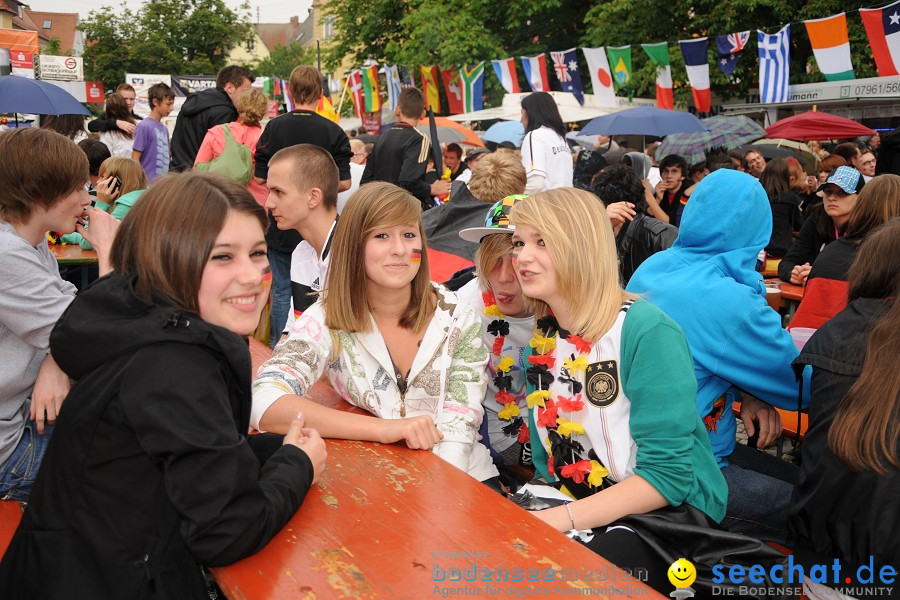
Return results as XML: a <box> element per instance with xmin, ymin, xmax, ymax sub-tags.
<box><xmin>214</xmin><ymin>339</ymin><xmax>664</xmax><ymax>599</ymax></box>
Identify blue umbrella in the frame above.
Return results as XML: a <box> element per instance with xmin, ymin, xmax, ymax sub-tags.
<box><xmin>579</xmin><ymin>106</ymin><xmax>707</xmax><ymax>137</ymax></box>
<box><xmin>484</xmin><ymin>120</ymin><xmax>524</xmax><ymax>146</ymax></box>
<box><xmin>0</xmin><ymin>75</ymin><xmax>90</xmax><ymax>119</ymax></box>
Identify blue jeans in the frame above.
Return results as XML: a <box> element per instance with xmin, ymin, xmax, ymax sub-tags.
<box><xmin>268</xmin><ymin>248</ymin><xmax>292</xmax><ymax>349</ymax></box>
<box><xmin>721</xmin><ymin>443</ymin><xmax>798</xmax><ymax>545</ymax></box>
<box><xmin>0</xmin><ymin>419</ymin><xmax>54</xmax><ymax>501</ymax></box>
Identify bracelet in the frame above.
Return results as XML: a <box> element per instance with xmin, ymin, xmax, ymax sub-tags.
<box><xmin>564</xmin><ymin>502</ymin><xmax>576</xmax><ymax>531</ymax></box>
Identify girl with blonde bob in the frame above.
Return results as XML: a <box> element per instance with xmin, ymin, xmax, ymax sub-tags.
<box><xmin>253</xmin><ymin>182</ymin><xmax>499</xmax><ymax>484</ymax></box>
<box><xmin>60</xmin><ymin>156</ymin><xmax>149</xmax><ymax>250</ymax></box>
<box><xmin>510</xmin><ymin>188</ymin><xmax>728</xmax><ymax>593</ymax></box>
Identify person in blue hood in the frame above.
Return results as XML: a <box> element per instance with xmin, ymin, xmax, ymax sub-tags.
<box><xmin>627</xmin><ymin>169</ymin><xmax>811</xmax><ymax>545</ymax></box>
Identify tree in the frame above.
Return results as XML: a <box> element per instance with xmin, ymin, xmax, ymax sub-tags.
<box><xmin>252</xmin><ymin>43</ymin><xmax>316</xmax><ymax>80</ymax></box>
<box><xmin>41</xmin><ymin>37</ymin><xmax>68</xmax><ymax>57</ymax></box>
<box><xmin>79</xmin><ymin>0</ymin><xmax>254</xmax><ymax>91</ymax></box>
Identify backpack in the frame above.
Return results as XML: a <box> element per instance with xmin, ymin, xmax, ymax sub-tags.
<box><xmin>196</xmin><ymin>123</ymin><xmax>253</xmax><ymax>185</ymax></box>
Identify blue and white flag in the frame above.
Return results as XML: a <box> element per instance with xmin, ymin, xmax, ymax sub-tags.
<box><xmin>549</xmin><ymin>48</ymin><xmax>584</xmax><ymax>105</ymax></box>
<box><xmin>758</xmin><ymin>25</ymin><xmax>791</xmax><ymax>104</ymax></box>
<box><xmin>716</xmin><ymin>31</ymin><xmax>750</xmax><ymax>76</ymax></box>
<box><xmin>398</xmin><ymin>65</ymin><xmax>415</xmax><ymax>87</ymax></box>
<box><xmin>385</xmin><ymin>65</ymin><xmax>402</xmax><ymax>111</ymax></box>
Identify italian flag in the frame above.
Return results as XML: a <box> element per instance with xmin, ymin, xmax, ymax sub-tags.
<box><xmin>804</xmin><ymin>13</ymin><xmax>855</xmax><ymax>81</ymax></box>
<box><xmin>641</xmin><ymin>42</ymin><xmax>674</xmax><ymax>110</ymax></box>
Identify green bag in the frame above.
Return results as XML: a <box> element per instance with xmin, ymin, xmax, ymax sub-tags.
<box><xmin>196</xmin><ymin>123</ymin><xmax>253</xmax><ymax>185</ymax></box>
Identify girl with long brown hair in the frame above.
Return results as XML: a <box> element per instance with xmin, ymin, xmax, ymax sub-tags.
<box><xmin>790</xmin><ymin>218</ymin><xmax>900</xmax><ymax>600</ymax></box>
<box><xmin>252</xmin><ymin>182</ymin><xmax>498</xmax><ymax>484</ymax></box>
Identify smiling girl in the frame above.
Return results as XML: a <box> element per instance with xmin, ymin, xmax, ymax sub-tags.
<box><xmin>0</xmin><ymin>173</ymin><xmax>326</xmax><ymax>599</ymax></box>
<box><xmin>253</xmin><ymin>181</ymin><xmax>498</xmax><ymax>484</ymax></box>
<box><xmin>509</xmin><ymin>188</ymin><xmax>727</xmax><ymax>593</ymax></box>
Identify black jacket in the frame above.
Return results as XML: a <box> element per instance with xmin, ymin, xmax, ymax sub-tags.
<box><xmin>790</xmin><ymin>298</ymin><xmax>898</xmax><ymax>593</ymax></box>
<box><xmin>361</xmin><ymin>122</ymin><xmax>432</xmax><ymax>209</ymax></box>
<box><xmin>87</xmin><ymin>111</ymin><xmax>143</xmax><ymax>133</ymax></box>
<box><xmin>777</xmin><ymin>208</ymin><xmax>837</xmax><ymax>282</ymax></box>
<box><xmin>0</xmin><ymin>274</ymin><xmax>314</xmax><ymax>600</ymax></box>
<box><xmin>422</xmin><ymin>180</ymin><xmax>489</xmax><ymax>261</ymax></box>
<box><xmin>616</xmin><ymin>213</ymin><xmax>678</xmax><ymax>285</ymax></box>
<box><xmin>766</xmin><ymin>190</ymin><xmax>803</xmax><ymax>258</ymax></box>
<box><xmin>170</xmin><ymin>88</ymin><xmax>237</xmax><ymax>171</ymax></box>
<box><xmin>875</xmin><ymin>126</ymin><xmax>900</xmax><ymax>176</ymax></box>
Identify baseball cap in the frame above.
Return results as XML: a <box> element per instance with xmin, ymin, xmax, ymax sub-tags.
<box><xmin>465</xmin><ymin>147</ymin><xmax>489</xmax><ymax>162</ymax></box>
<box><xmin>458</xmin><ymin>194</ymin><xmax>528</xmax><ymax>243</ymax></box>
<box><xmin>817</xmin><ymin>166</ymin><xmax>864</xmax><ymax>195</ymax></box>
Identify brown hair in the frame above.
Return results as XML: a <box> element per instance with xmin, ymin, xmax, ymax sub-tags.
<box><xmin>289</xmin><ymin>66</ymin><xmax>323</xmax><ymax>106</ymax></box>
<box><xmin>0</xmin><ymin>128</ymin><xmax>88</xmax><ymax>225</ymax></box>
<box><xmin>236</xmin><ymin>87</ymin><xmax>268</xmax><ymax>128</ymax></box>
<box><xmin>323</xmin><ymin>182</ymin><xmax>433</xmax><ymax>332</ymax></box>
<box><xmin>115</xmin><ymin>83</ymin><xmax>136</xmax><ymax>95</ymax></box>
<box><xmin>41</xmin><ymin>114</ymin><xmax>86</xmax><ymax>140</ymax></box>
<box><xmin>99</xmin><ymin>157</ymin><xmax>147</xmax><ymax>197</ymax></box>
<box><xmin>110</xmin><ymin>172</ymin><xmax>266</xmax><ymax>314</ymax></box>
<box><xmin>216</xmin><ymin>65</ymin><xmax>255</xmax><ymax>89</ymax></box>
<box><xmin>104</xmin><ymin>93</ymin><xmax>135</xmax><ymax>135</ymax></box>
<box><xmin>828</xmin><ymin>218</ymin><xmax>900</xmax><ymax>474</ymax></box>
<box><xmin>467</xmin><ymin>152</ymin><xmax>526</xmax><ymax>203</ymax></box>
<box><xmin>785</xmin><ymin>157</ymin><xmax>806</xmax><ymax>191</ymax></box>
<box><xmin>818</xmin><ymin>154</ymin><xmax>847</xmax><ymax>176</ymax></box>
<box><xmin>147</xmin><ymin>82</ymin><xmax>174</xmax><ymax>109</ymax></box>
<box><xmin>397</xmin><ymin>88</ymin><xmax>425</xmax><ymax>119</ymax></box>
<box><xmin>845</xmin><ymin>174</ymin><xmax>900</xmax><ymax>238</ymax></box>
<box><xmin>269</xmin><ymin>144</ymin><xmax>339</xmax><ymax>209</ymax></box>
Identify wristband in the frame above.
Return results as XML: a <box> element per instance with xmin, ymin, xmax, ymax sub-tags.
<box><xmin>564</xmin><ymin>502</ymin><xmax>576</xmax><ymax>531</ymax></box>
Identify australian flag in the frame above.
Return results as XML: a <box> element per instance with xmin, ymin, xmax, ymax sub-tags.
<box><xmin>549</xmin><ymin>48</ymin><xmax>584</xmax><ymax>105</ymax></box>
<box><xmin>716</xmin><ymin>31</ymin><xmax>751</xmax><ymax>76</ymax></box>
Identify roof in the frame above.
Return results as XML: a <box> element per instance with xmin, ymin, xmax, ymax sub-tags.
<box><xmin>10</xmin><ymin>5</ymin><xmax>50</xmax><ymax>42</ymax></box>
<box><xmin>25</xmin><ymin>10</ymin><xmax>78</xmax><ymax>51</ymax></box>
<box><xmin>254</xmin><ymin>10</ymin><xmax>314</xmax><ymax>52</ymax></box>
<box><xmin>0</xmin><ymin>0</ymin><xmax>22</xmax><ymax>16</ymax></box>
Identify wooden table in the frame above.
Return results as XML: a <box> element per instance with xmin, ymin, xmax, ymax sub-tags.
<box><xmin>50</xmin><ymin>244</ymin><xmax>98</xmax><ymax>289</ymax></box>
<box><xmin>213</xmin><ymin>340</ymin><xmax>663</xmax><ymax>599</ymax></box>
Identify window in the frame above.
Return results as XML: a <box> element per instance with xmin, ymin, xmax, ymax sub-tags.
<box><xmin>245</xmin><ymin>37</ymin><xmax>255</xmax><ymax>52</ymax></box>
<box><xmin>323</xmin><ymin>16</ymin><xmax>335</xmax><ymax>40</ymax></box>
<box><xmin>43</xmin><ymin>20</ymin><xmax>52</xmax><ymax>28</ymax></box>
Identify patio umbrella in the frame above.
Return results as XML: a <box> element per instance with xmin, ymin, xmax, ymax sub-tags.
<box><xmin>483</xmin><ymin>120</ymin><xmax>524</xmax><ymax>146</ymax></box>
<box><xmin>656</xmin><ymin>115</ymin><xmax>766</xmax><ymax>164</ymax></box>
<box><xmin>0</xmin><ymin>75</ymin><xmax>90</xmax><ymax>123</ymax></box>
<box><xmin>579</xmin><ymin>106</ymin><xmax>707</xmax><ymax>137</ymax></box>
<box><xmin>417</xmin><ymin>116</ymin><xmax>484</xmax><ymax>147</ymax></box>
<box><xmin>753</xmin><ymin>138</ymin><xmax>819</xmax><ymax>173</ymax></box>
<box><xmin>764</xmin><ymin>111</ymin><xmax>875</xmax><ymax>141</ymax></box>
<box><xmin>740</xmin><ymin>143</ymin><xmax>807</xmax><ymax>166</ymax></box>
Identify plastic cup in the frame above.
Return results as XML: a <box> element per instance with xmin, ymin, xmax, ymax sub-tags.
<box><xmin>765</xmin><ymin>283</ymin><xmax>781</xmax><ymax>312</ymax></box>
<box><xmin>790</xmin><ymin>327</ymin><xmax>816</xmax><ymax>350</ymax></box>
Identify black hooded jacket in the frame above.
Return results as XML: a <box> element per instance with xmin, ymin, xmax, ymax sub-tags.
<box><xmin>0</xmin><ymin>274</ymin><xmax>313</xmax><ymax>600</ymax></box>
<box><xmin>170</xmin><ymin>87</ymin><xmax>238</xmax><ymax>171</ymax></box>
<box><xmin>790</xmin><ymin>297</ymin><xmax>898</xmax><ymax>591</ymax></box>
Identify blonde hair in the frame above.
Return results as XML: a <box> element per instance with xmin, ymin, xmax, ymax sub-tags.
<box><xmin>509</xmin><ymin>188</ymin><xmax>634</xmax><ymax>341</ymax></box>
<box><xmin>99</xmin><ymin>157</ymin><xmax>147</xmax><ymax>197</ymax></box>
<box><xmin>467</xmin><ymin>152</ymin><xmax>526</xmax><ymax>203</ymax></box>
<box><xmin>237</xmin><ymin>87</ymin><xmax>269</xmax><ymax>127</ymax></box>
<box><xmin>475</xmin><ymin>232</ymin><xmax>513</xmax><ymax>289</ymax></box>
<box><xmin>323</xmin><ymin>182</ymin><xmax>434</xmax><ymax>332</ymax></box>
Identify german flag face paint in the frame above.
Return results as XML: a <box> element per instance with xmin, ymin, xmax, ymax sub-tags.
<box><xmin>411</xmin><ymin>248</ymin><xmax>422</xmax><ymax>263</ymax></box>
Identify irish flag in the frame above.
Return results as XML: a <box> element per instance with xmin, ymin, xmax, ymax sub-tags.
<box><xmin>641</xmin><ymin>42</ymin><xmax>674</xmax><ymax>110</ymax></box>
<box><xmin>860</xmin><ymin>0</ymin><xmax>900</xmax><ymax>77</ymax></box>
<box><xmin>804</xmin><ymin>13</ymin><xmax>855</xmax><ymax>81</ymax></box>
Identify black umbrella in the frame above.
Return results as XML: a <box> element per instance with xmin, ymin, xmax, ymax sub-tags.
<box><xmin>740</xmin><ymin>144</ymin><xmax>807</xmax><ymax>167</ymax></box>
<box><xmin>427</xmin><ymin>106</ymin><xmax>442</xmax><ymax>174</ymax></box>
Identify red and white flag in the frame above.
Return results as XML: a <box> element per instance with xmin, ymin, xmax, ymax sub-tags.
<box><xmin>520</xmin><ymin>54</ymin><xmax>550</xmax><ymax>92</ymax></box>
<box><xmin>346</xmin><ymin>70</ymin><xmax>364</xmax><ymax>118</ymax></box>
<box><xmin>860</xmin><ymin>0</ymin><xmax>900</xmax><ymax>77</ymax></box>
<box><xmin>582</xmin><ymin>47</ymin><xmax>616</xmax><ymax>107</ymax></box>
<box><xmin>491</xmin><ymin>58</ymin><xmax>520</xmax><ymax>94</ymax></box>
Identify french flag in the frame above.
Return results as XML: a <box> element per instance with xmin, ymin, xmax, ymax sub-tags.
<box><xmin>520</xmin><ymin>54</ymin><xmax>550</xmax><ymax>92</ymax></box>
<box><xmin>679</xmin><ymin>37</ymin><xmax>711</xmax><ymax>113</ymax></box>
<box><xmin>491</xmin><ymin>58</ymin><xmax>520</xmax><ymax>94</ymax></box>
<box><xmin>860</xmin><ymin>0</ymin><xmax>900</xmax><ymax>76</ymax></box>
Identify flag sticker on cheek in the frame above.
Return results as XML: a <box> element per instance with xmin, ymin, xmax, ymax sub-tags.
<box><xmin>511</xmin><ymin>254</ymin><xmax>519</xmax><ymax>265</ymax></box>
<box><xmin>411</xmin><ymin>249</ymin><xmax>422</xmax><ymax>263</ymax></box>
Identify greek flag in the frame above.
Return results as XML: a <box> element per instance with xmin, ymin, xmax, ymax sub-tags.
<box><xmin>758</xmin><ymin>25</ymin><xmax>791</xmax><ymax>103</ymax></box>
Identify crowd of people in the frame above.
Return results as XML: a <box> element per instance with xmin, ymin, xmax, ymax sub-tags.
<box><xmin>0</xmin><ymin>63</ymin><xmax>897</xmax><ymax>599</ymax></box>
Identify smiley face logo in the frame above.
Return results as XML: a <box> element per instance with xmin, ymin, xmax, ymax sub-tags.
<box><xmin>667</xmin><ymin>558</ymin><xmax>697</xmax><ymax>588</ymax></box>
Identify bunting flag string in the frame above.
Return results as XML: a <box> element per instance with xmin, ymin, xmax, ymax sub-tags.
<box><xmin>420</xmin><ymin>65</ymin><xmax>441</xmax><ymax>111</ymax></box>
<box><xmin>361</xmin><ymin>64</ymin><xmax>381</xmax><ymax>113</ymax></box>
<box><xmin>460</xmin><ymin>62</ymin><xmax>486</xmax><ymax>112</ymax></box>
<box><xmin>679</xmin><ymin>37</ymin><xmax>711</xmax><ymax>113</ymax></box>
<box><xmin>758</xmin><ymin>25</ymin><xmax>791</xmax><ymax>104</ymax></box>
<box><xmin>641</xmin><ymin>42</ymin><xmax>674</xmax><ymax>109</ymax></box>
<box><xmin>805</xmin><ymin>13</ymin><xmax>855</xmax><ymax>81</ymax></box>
<box><xmin>491</xmin><ymin>58</ymin><xmax>521</xmax><ymax>94</ymax></box>
<box><xmin>441</xmin><ymin>67</ymin><xmax>463</xmax><ymax>114</ymax></box>
<box><xmin>385</xmin><ymin>65</ymin><xmax>402</xmax><ymax>111</ymax></box>
<box><xmin>582</xmin><ymin>47</ymin><xmax>617</xmax><ymax>107</ymax></box>
<box><xmin>520</xmin><ymin>54</ymin><xmax>550</xmax><ymax>92</ymax></box>
<box><xmin>716</xmin><ymin>31</ymin><xmax>750</xmax><ymax>76</ymax></box>
<box><xmin>549</xmin><ymin>48</ymin><xmax>585</xmax><ymax>104</ymax></box>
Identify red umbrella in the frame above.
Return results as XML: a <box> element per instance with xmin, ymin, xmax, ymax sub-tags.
<box><xmin>764</xmin><ymin>111</ymin><xmax>875</xmax><ymax>141</ymax></box>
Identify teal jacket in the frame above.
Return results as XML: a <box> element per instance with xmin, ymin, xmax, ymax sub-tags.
<box><xmin>529</xmin><ymin>299</ymin><xmax>727</xmax><ymax>523</ymax></box>
<box><xmin>60</xmin><ymin>190</ymin><xmax>145</xmax><ymax>250</ymax></box>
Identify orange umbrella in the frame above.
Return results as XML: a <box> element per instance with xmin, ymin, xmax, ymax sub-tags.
<box><xmin>417</xmin><ymin>116</ymin><xmax>484</xmax><ymax>147</ymax></box>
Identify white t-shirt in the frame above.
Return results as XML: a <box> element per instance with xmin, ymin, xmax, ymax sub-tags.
<box><xmin>336</xmin><ymin>162</ymin><xmax>365</xmax><ymax>214</ymax></box>
<box><xmin>285</xmin><ymin>218</ymin><xmax>338</xmax><ymax>332</ymax></box>
<box><xmin>99</xmin><ymin>131</ymin><xmax>134</xmax><ymax>158</ymax></box>
<box><xmin>521</xmin><ymin>126</ymin><xmax>573</xmax><ymax>192</ymax></box>
<box><xmin>457</xmin><ymin>279</ymin><xmax>534</xmax><ymax>460</ymax></box>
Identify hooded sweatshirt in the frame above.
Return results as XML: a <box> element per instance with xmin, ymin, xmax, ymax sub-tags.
<box><xmin>625</xmin><ymin>151</ymin><xmax>652</xmax><ymax>179</ymax></box>
<box><xmin>627</xmin><ymin>170</ymin><xmax>811</xmax><ymax>466</ymax></box>
<box><xmin>170</xmin><ymin>87</ymin><xmax>238</xmax><ymax>171</ymax></box>
<box><xmin>0</xmin><ymin>273</ymin><xmax>313</xmax><ymax>599</ymax></box>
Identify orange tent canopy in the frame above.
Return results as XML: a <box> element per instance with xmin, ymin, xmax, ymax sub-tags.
<box><xmin>418</xmin><ymin>116</ymin><xmax>484</xmax><ymax>147</ymax></box>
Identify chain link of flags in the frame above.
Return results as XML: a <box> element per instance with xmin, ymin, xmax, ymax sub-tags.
<box><xmin>339</xmin><ymin>0</ymin><xmax>900</xmax><ymax>115</ymax></box>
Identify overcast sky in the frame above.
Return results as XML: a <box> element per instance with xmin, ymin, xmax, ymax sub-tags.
<box><xmin>27</xmin><ymin>0</ymin><xmax>312</xmax><ymax>25</ymax></box>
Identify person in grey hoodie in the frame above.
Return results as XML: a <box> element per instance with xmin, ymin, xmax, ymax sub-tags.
<box><xmin>0</xmin><ymin>128</ymin><xmax>117</xmax><ymax>500</ymax></box>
